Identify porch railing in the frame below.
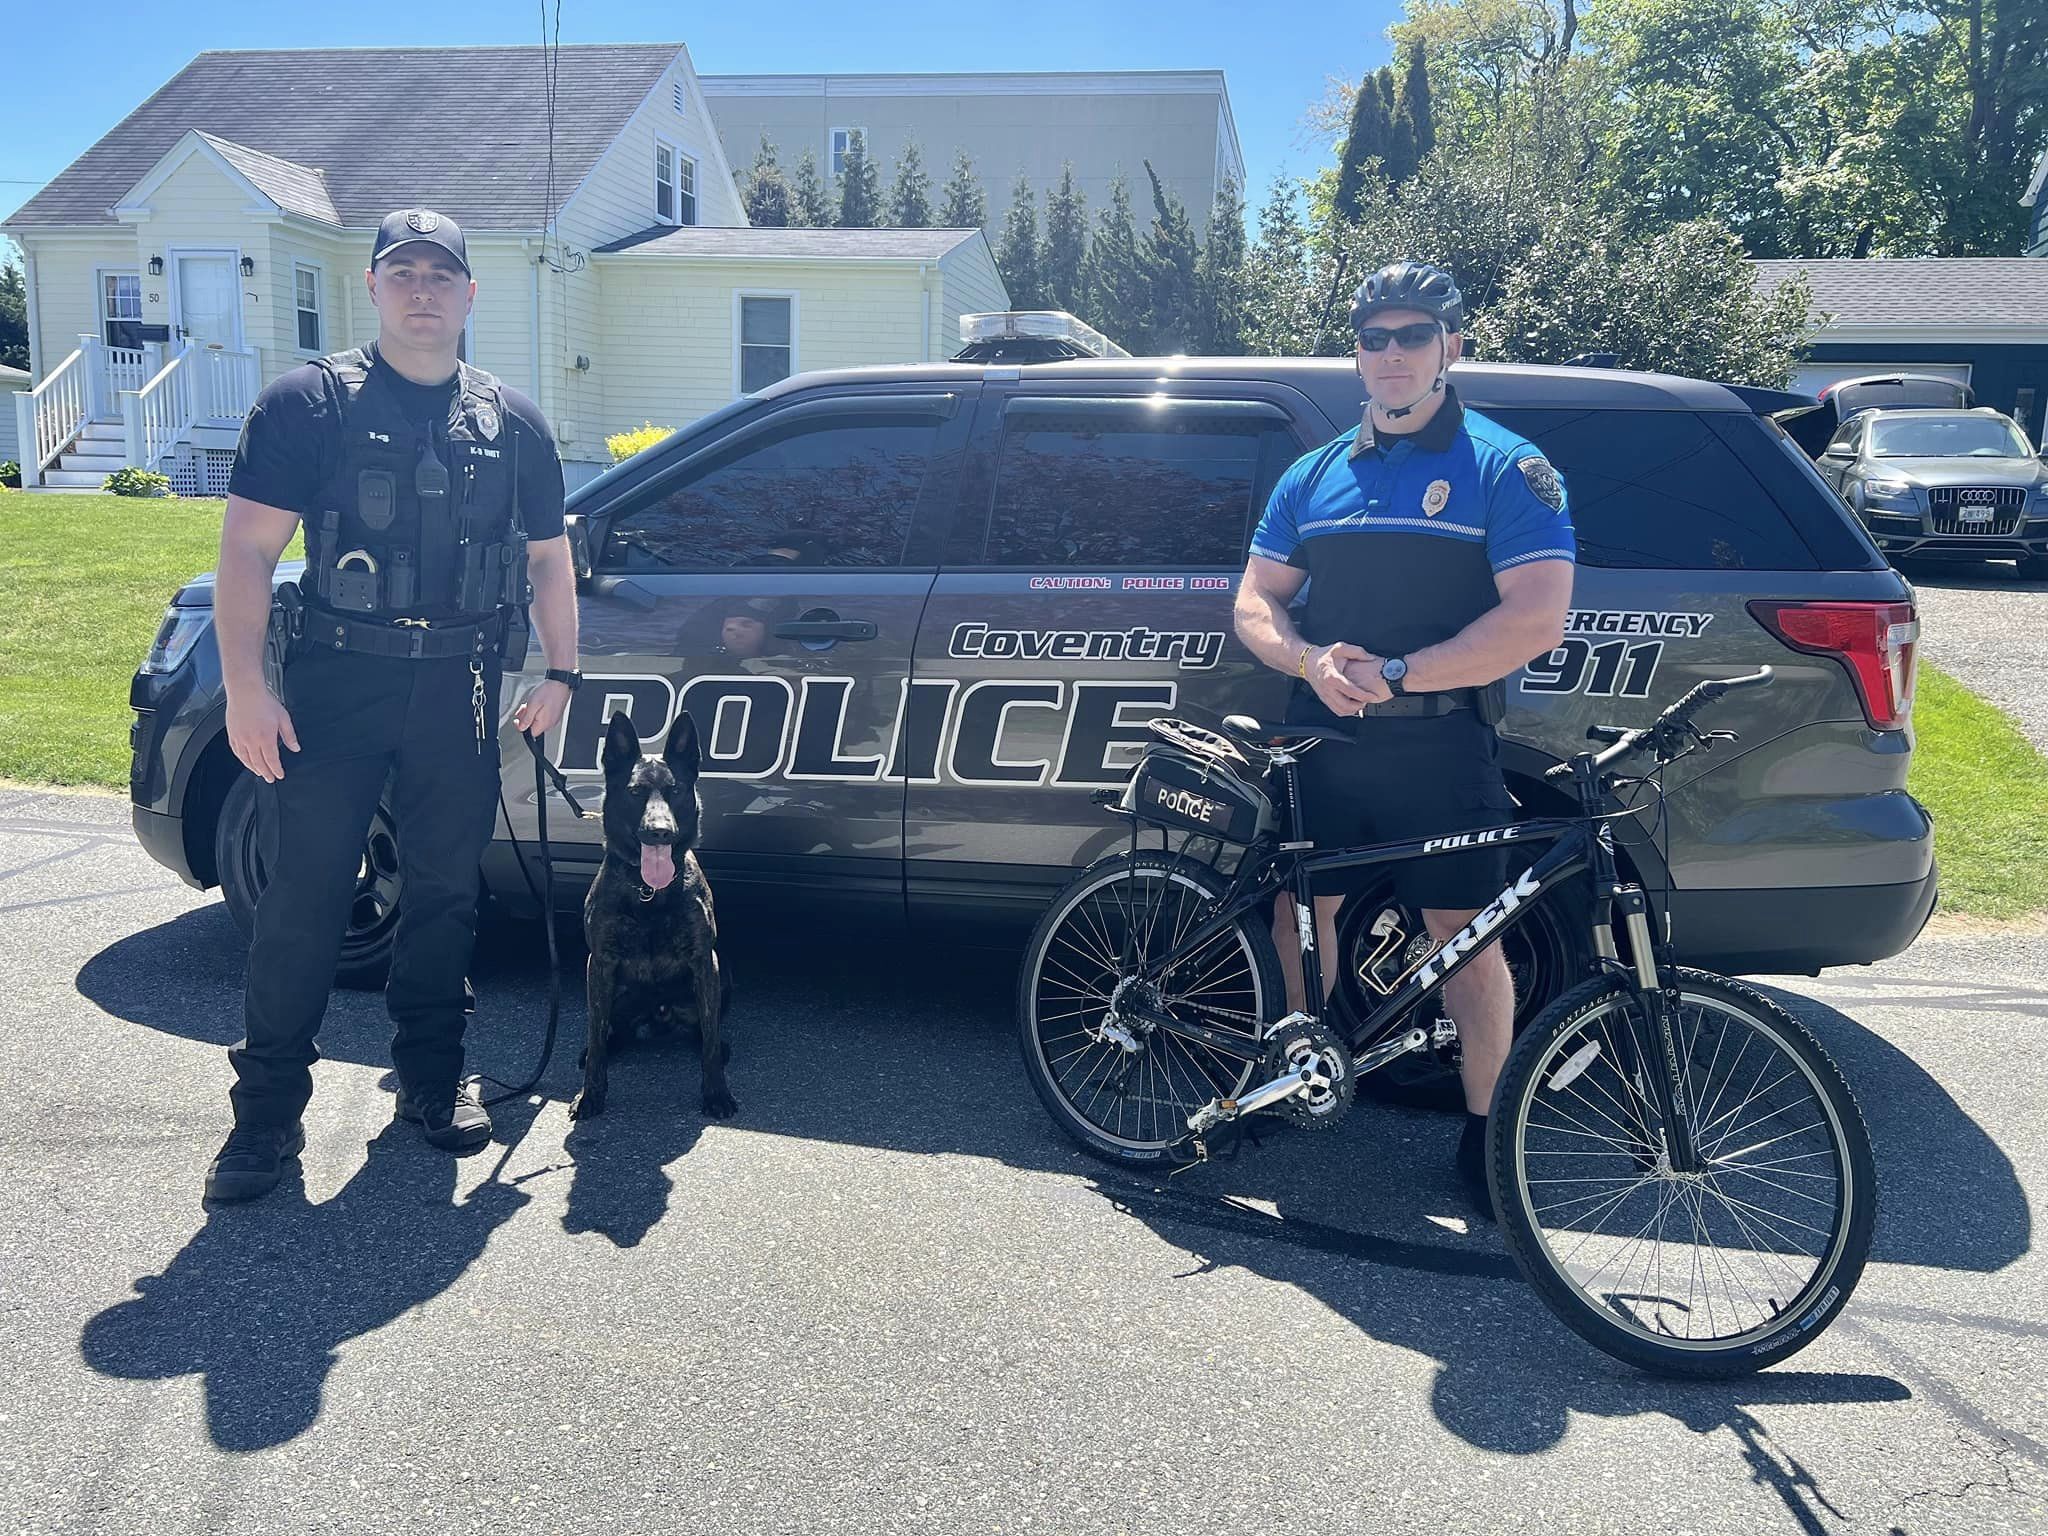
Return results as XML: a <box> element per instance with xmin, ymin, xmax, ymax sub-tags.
<box><xmin>122</xmin><ymin>344</ymin><xmax>196</xmax><ymax>473</ymax></box>
<box><xmin>14</xmin><ymin>347</ymin><xmax>88</xmax><ymax>485</ymax></box>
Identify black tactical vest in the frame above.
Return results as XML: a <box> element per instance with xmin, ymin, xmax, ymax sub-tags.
<box><xmin>304</xmin><ymin>348</ymin><xmax>524</xmax><ymax>624</ymax></box>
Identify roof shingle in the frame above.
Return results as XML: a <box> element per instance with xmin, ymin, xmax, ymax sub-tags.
<box><xmin>1753</xmin><ymin>257</ymin><xmax>2048</xmax><ymax>328</ymax></box>
<box><xmin>192</xmin><ymin>133</ymin><xmax>340</xmax><ymax>224</ymax></box>
<box><xmin>5</xmin><ymin>45</ymin><xmax>682</xmax><ymax>231</ymax></box>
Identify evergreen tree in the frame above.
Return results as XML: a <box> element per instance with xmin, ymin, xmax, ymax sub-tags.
<box><xmin>742</xmin><ymin>134</ymin><xmax>793</xmax><ymax>228</ymax></box>
<box><xmin>1141</xmin><ymin>162</ymin><xmax>1202</xmax><ymax>352</ymax></box>
<box><xmin>791</xmin><ymin>149</ymin><xmax>835</xmax><ymax>228</ymax></box>
<box><xmin>939</xmin><ymin>149</ymin><xmax>987</xmax><ymax>228</ymax></box>
<box><xmin>1240</xmin><ymin>178</ymin><xmax>1311</xmax><ymax>356</ymax></box>
<box><xmin>1194</xmin><ymin>177</ymin><xmax>1248</xmax><ymax>353</ymax></box>
<box><xmin>1399</xmin><ymin>41</ymin><xmax>1436</xmax><ymax>159</ymax></box>
<box><xmin>1334</xmin><ymin>74</ymin><xmax>1392</xmax><ymax>223</ymax></box>
<box><xmin>837</xmin><ymin>130</ymin><xmax>882</xmax><ymax>227</ymax></box>
<box><xmin>1084</xmin><ymin>173</ymin><xmax>1149</xmax><ymax>348</ymax></box>
<box><xmin>996</xmin><ymin>174</ymin><xmax>1044</xmax><ymax>308</ymax></box>
<box><xmin>887</xmin><ymin>140</ymin><xmax>934</xmax><ymax>228</ymax></box>
<box><xmin>1042</xmin><ymin>163</ymin><xmax>1089</xmax><ymax>313</ymax></box>
<box><xmin>0</xmin><ymin>258</ymin><xmax>28</xmax><ymax>371</ymax></box>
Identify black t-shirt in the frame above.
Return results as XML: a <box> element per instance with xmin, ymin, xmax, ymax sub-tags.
<box><xmin>228</xmin><ymin>348</ymin><xmax>566</xmax><ymax>541</ymax></box>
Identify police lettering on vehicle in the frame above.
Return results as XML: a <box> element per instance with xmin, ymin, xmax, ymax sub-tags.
<box><xmin>948</xmin><ymin>623</ymin><xmax>1225</xmax><ymax>671</ymax></box>
<box><xmin>1520</xmin><ymin>609</ymin><xmax>1714</xmax><ymax>698</ymax></box>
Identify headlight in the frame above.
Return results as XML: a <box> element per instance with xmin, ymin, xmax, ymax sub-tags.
<box><xmin>1863</xmin><ymin>479</ymin><xmax>1915</xmax><ymax>501</ymax></box>
<box><xmin>140</xmin><ymin>604</ymin><xmax>211</xmax><ymax>675</ymax></box>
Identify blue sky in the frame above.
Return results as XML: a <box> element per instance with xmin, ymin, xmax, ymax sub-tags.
<box><xmin>2</xmin><ymin>0</ymin><xmax>1408</xmax><ymax>260</ymax></box>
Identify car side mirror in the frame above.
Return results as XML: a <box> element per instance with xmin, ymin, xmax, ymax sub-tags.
<box><xmin>565</xmin><ymin>517</ymin><xmax>594</xmax><ymax>585</ymax></box>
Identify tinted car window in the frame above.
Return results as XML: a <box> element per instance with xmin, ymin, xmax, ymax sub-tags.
<box><xmin>967</xmin><ymin>400</ymin><xmax>1297</xmax><ymax>566</ymax></box>
<box><xmin>1868</xmin><ymin>417</ymin><xmax>2029</xmax><ymax>458</ymax></box>
<box><xmin>1487</xmin><ymin>408</ymin><xmax>1821</xmax><ymax>570</ymax></box>
<box><xmin>603</xmin><ymin>413</ymin><xmax>938</xmax><ymax>571</ymax></box>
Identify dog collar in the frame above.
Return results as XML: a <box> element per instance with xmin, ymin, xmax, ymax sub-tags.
<box><xmin>604</xmin><ymin>846</ymin><xmax>662</xmax><ymax>903</ymax></box>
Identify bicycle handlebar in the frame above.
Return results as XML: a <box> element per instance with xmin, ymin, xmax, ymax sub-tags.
<box><xmin>1546</xmin><ymin>667</ymin><xmax>1774</xmax><ymax>782</ymax></box>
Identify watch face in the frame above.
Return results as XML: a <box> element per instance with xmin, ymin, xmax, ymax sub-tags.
<box><xmin>1382</xmin><ymin>657</ymin><xmax>1408</xmax><ymax>681</ymax></box>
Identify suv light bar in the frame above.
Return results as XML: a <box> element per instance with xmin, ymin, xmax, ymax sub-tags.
<box><xmin>956</xmin><ymin>311</ymin><xmax>1130</xmax><ymax>362</ymax></box>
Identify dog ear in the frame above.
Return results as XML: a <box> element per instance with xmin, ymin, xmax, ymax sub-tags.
<box><xmin>602</xmin><ymin>711</ymin><xmax>642</xmax><ymax>776</ymax></box>
<box><xmin>664</xmin><ymin>708</ymin><xmax>702</xmax><ymax>779</ymax></box>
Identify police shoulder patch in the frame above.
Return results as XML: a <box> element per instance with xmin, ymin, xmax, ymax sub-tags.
<box><xmin>1517</xmin><ymin>455</ymin><xmax>1565</xmax><ymax>511</ymax></box>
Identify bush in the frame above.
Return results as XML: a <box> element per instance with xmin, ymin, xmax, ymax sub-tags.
<box><xmin>104</xmin><ymin>467</ymin><xmax>174</xmax><ymax>498</ymax></box>
<box><xmin>0</xmin><ymin>460</ymin><xmax>19</xmax><ymax>488</ymax></box>
<box><xmin>606</xmin><ymin>422</ymin><xmax>674</xmax><ymax>464</ymax></box>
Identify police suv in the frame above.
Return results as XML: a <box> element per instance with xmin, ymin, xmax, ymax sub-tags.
<box><xmin>129</xmin><ymin>313</ymin><xmax>1937</xmax><ymax>1044</ymax></box>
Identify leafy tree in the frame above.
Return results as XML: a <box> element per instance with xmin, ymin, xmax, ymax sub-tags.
<box><xmin>996</xmin><ymin>174</ymin><xmax>1044</xmax><ymax>308</ymax></box>
<box><xmin>887</xmin><ymin>140</ymin><xmax>934</xmax><ymax>228</ymax></box>
<box><xmin>1042</xmin><ymin>164</ymin><xmax>1090</xmax><ymax>313</ymax></box>
<box><xmin>837</xmin><ymin>130</ymin><xmax>881</xmax><ymax>227</ymax></box>
<box><xmin>790</xmin><ymin>150</ymin><xmax>835</xmax><ymax>228</ymax></box>
<box><xmin>0</xmin><ymin>260</ymin><xmax>27</xmax><ymax>372</ymax></box>
<box><xmin>741</xmin><ymin>135</ymin><xmax>793</xmax><ymax>228</ymax></box>
<box><xmin>1141</xmin><ymin>163</ymin><xmax>1202</xmax><ymax>351</ymax></box>
<box><xmin>939</xmin><ymin>149</ymin><xmax>987</xmax><ymax>228</ymax></box>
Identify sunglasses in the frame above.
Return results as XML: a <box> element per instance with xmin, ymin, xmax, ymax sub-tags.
<box><xmin>1356</xmin><ymin>321</ymin><xmax>1443</xmax><ymax>353</ymax></box>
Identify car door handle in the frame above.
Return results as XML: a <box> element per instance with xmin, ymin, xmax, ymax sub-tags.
<box><xmin>593</xmin><ymin>576</ymin><xmax>657</xmax><ymax>610</ymax></box>
<box><xmin>774</xmin><ymin>620</ymin><xmax>877</xmax><ymax>641</ymax></box>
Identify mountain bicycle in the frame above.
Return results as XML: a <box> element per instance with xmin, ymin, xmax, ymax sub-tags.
<box><xmin>1016</xmin><ymin>669</ymin><xmax>1875</xmax><ymax>1377</ymax></box>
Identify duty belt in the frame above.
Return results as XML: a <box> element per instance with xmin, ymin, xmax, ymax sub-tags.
<box><xmin>1359</xmin><ymin>689</ymin><xmax>1478</xmax><ymax>718</ymax></box>
<box><xmin>311</xmin><ymin>610</ymin><xmax>506</xmax><ymax>660</ymax></box>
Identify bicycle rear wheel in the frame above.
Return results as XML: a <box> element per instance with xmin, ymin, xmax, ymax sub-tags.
<box><xmin>1491</xmin><ymin>968</ymin><xmax>1875</xmax><ymax>1377</ymax></box>
<box><xmin>1018</xmin><ymin>851</ymin><xmax>1282</xmax><ymax>1167</ymax></box>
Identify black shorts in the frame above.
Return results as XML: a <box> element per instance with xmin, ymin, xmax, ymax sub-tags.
<box><xmin>1286</xmin><ymin>710</ymin><xmax>1519</xmax><ymax>911</ymax></box>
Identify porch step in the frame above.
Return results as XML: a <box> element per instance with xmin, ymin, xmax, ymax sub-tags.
<box><xmin>41</xmin><ymin>467</ymin><xmax>122</xmax><ymax>489</ymax></box>
<box><xmin>76</xmin><ymin>419</ymin><xmax>125</xmax><ymax>445</ymax></box>
<box><xmin>56</xmin><ymin>453</ymin><xmax>127</xmax><ymax>476</ymax></box>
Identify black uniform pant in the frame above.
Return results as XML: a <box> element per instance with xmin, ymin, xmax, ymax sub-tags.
<box><xmin>228</xmin><ymin>644</ymin><xmax>502</xmax><ymax>1129</ymax></box>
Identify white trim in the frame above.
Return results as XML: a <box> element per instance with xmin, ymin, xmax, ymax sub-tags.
<box><xmin>291</xmin><ymin>258</ymin><xmax>325</xmax><ymax>356</ymax></box>
<box><xmin>701</xmin><ymin>70</ymin><xmax>1233</xmax><ymax>98</ymax></box>
<box><xmin>93</xmin><ymin>264</ymin><xmax>142</xmax><ymax>346</ymax></box>
<box><xmin>22</xmin><ymin>248</ymin><xmax>41</xmax><ymax>379</ymax></box>
<box><xmin>166</xmin><ymin>244</ymin><xmax>247</xmax><ymax>353</ymax></box>
<box><xmin>112</xmin><ymin>130</ymin><xmax>281</xmax><ymax>219</ymax></box>
<box><xmin>732</xmin><ymin>288</ymin><xmax>799</xmax><ymax>398</ymax></box>
<box><xmin>678</xmin><ymin>151</ymin><xmax>699</xmax><ymax>226</ymax></box>
<box><xmin>654</xmin><ymin>133</ymin><xmax>682</xmax><ymax>226</ymax></box>
<box><xmin>2022</xmin><ymin>148</ymin><xmax>2047</xmax><ymax>209</ymax></box>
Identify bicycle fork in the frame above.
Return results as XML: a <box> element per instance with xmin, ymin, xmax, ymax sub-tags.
<box><xmin>1610</xmin><ymin>886</ymin><xmax>1704</xmax><ymax>1175</ymax></box>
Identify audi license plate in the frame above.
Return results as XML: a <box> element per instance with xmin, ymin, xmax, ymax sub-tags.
<box><xmin>1957</xmin><ymin>504</ymin><xmax>1994</xmax><ymax>525</ymax></box>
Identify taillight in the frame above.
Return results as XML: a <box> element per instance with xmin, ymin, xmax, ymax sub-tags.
<box><xmin>1747</xmin><ymin>600</ymin><xmax>1918</xmax><ymax>730</ymax></box>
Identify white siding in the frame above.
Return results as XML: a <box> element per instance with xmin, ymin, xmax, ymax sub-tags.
<box><xmin>129</xmin><ymin>156</ymin><xmax>271</xmax><ymax>369</ymax></box>
<box><xmin>595</xmin><ymin>257</ymin><xmax>935</xmax><ymax>439</ymax></box>
<box><xmin>0</xmin><ymin>381</ymin><xmax>24</xmax><ymax>459</ymax></box>
<box><xmin>935</xmin><ymin>237</ymin><xmax>1011</xmax><ymax>356</ymax></box>
<box><xmin>19</xmin><ymin>233</ymin><xmax>139</xmax><ymax>379</ymax></box>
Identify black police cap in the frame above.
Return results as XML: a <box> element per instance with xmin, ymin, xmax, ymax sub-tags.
<box><xmin>372</xmin><ymin>209</ymin><xmax>471</xmax><ymax>276</ymax></box>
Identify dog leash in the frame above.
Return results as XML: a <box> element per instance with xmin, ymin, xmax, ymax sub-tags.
<box><xmin>476</xmin><ymin>729</ymin><xmax>590</xmax><ymax>1108</ymax></box>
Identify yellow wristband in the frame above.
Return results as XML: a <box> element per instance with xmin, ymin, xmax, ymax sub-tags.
<box><xmin>1297</xmin><ymin>644</ymin><xmax>1313</xmax><ymax>679</ymax></box>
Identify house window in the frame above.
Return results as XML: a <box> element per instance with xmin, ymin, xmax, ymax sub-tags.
<box><xmin>294</xmin><ymin>264</ymin><xmax>323</xmax><ymax>352</ymax></box>
<box><xmin>656</xmin><ymin>139</ymin><xmax>679</xmax><ymax>224</ymax></box>
<box><xmin>100</xmin><ymin>272</ymin><xmax>143</xmax><ymax>350</ymax></box>
<box><xmin>737</xmin><ymin>294</ymin><xmax>795</xmax><ymax>394</ymax></box>
<box><xmin>830</xmin><ymin>127</ymin><xmax>867</xmax><ymax>178</ymax></box>
<box><xmin>678</xmin><ymin>155</ymin><xmax>698</xmax><ymax>226</ymax></box>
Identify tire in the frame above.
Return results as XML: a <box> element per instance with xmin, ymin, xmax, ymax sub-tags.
<box><xmin>214</xmin><ymin>771</ymin><xmax>402</xmax><ymax>991</ymax></box>
<box><xmin>1334</xmin><ymin>875</ymin><xmax>1590</xmax><ymax>1112</ymax></box>
<box><xmin>1490</xmin><ymin>969</ymin><xmax>1875</xmax><ymax>1378</ymax></box>
<box><xmin>1018</xmin><ymin>851</ymin><xmax>1283</xmax><ymax>1167</ymax></box>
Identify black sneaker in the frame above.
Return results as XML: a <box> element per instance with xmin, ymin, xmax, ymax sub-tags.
<box><xmin>1457</xmin><ymin>1112</ymin><xmax>1496</xmax><ymax>1224</ymax></box>
<box><xmin>395</xmin><ymin>1081</ymin><xmax>493</xmax><ymax>1153</ymax></box>
<box><xmin>204</xmin><ymin>1121</ymin><xmax>306</xmax><ymax>1203</ymax></box>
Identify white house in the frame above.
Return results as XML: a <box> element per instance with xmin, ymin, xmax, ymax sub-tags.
<box><xmin>3</xmin><ymin>44</ymin><xmax>1007</xmax><ymax>492</ymax></box>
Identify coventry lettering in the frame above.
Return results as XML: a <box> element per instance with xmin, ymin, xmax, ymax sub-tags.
<box><xmin>949</xmin><ymin>623</ymin><xmax>1226</xmax><ymax>671</ymax></box>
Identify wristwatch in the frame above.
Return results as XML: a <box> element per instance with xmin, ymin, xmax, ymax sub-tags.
<box><xmin>1380</xmin><ymin>656</ymin><xmax>1409</xmax><ymax>696</ymax></box>
<box><xmin>544</xmin><ymin>668</ymin><xmax>584</xmax><ymax>691</ymax></box>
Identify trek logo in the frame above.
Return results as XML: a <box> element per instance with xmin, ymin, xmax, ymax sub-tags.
<box><xmin>557</xmin><ymin>673</ymin><xmax>1179</xmax><ymax>788</ymax></box>
<box><xmin>1413</xmin><ymin>868</ymin><xmax>1542</xmax><ymax>989</ymax></box>
<box><xmin>1422</xmin><ymin>827</ymin><xmax>1523</xmax><ymax>853</ymax></box>
<box><xmin>949</xmin><ymin>623</ymin><xmax>1225</xmax><ymax>671</ymax></box>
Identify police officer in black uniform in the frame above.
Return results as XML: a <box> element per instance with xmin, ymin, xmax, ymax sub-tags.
<box><xmin>1235</xmin><ymin>261</ymin><xmax>1576</xmax><ymax>1216</ymax></box>
<box><xmin>205</xmin><ymin>209</ymin><xmax>582</xmax><ymax>1202</ymax></box>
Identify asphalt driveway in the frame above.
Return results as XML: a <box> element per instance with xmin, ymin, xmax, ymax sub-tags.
<box><xmin>1</xmin><ymin>786</ymin><xmax>2043</xmax><ymax>1535</ymax></box>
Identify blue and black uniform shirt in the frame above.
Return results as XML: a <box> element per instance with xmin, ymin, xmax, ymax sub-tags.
<box><xmin>1250</xmin><ymin>384</ymin><xmax>1575</xmax><ymax>662</ymax></box>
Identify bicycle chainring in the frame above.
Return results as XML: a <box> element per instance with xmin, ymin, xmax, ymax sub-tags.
<box><xmin>1263</xmin><ymin>1020</ymin><xmax>1356</xmax><ymax>1131</ymax></box>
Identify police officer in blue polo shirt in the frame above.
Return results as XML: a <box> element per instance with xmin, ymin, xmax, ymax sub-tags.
<box><xmin>1234</xmin><ymin>260</ymin><xmax>1575</xmax><ymax>1217</ymax></box>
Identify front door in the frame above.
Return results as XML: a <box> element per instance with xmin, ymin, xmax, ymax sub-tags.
<box><xmin>173</xmin><ymin>253</ymin><xmax>241</xmax><ymax>352</ymax></box>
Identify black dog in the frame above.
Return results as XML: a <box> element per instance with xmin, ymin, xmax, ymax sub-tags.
<box><xmin>570</xmin><ymin>711</ymin><xmax>736</xmax><ymax>1122</ymax></box>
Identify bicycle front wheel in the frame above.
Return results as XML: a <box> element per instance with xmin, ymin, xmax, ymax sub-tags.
<box><xmin>1492</xmin><ymin>968</ymin><xmax>1875</xmax><ymax>1377</ymax></box>
<box><xmin>1018</xmin><ymin>851</ymin><xmax>1282</xmax><ymax>1167</ymax></box>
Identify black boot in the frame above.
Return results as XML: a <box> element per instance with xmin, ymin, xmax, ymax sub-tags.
<box><xmin>204</xmin><ymin>1121</ymin><xmax>306</xmax><ymax>1203</ymax></box>
<box><xmin>1457</xmin><ymin>1112</ymin><xmax>1496</xmax><ymax>1223</ymax></box>
<box><xmin>395</xmin><ymin>1081</ymin><xmax>493</xmax><ymax>1153</ymax></box>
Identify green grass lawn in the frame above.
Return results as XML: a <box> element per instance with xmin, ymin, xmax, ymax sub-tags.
<box><xmin>2</xmin><ymin>484</ymin><xmax>2044</xmax><ymax>921</ymax></box>
<box><xmin>0</xmin><ymin>489</ymin><xmax>296</xmax><ymax>786</ymax></box>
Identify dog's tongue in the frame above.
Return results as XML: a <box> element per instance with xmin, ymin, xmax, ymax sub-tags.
<box><xmin>640</xmin><ymin>843</ymin><xmax>677</xmax><ymax>892</ymax></box>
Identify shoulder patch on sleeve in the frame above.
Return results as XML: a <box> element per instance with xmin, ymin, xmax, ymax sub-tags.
<box><xmin>1517</xmin><ymin>455</ymin><xmax>1565</xmax><ymax>511</ymax></box>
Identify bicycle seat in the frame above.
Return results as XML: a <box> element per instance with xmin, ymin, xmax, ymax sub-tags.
<box><xmin>1219</xmin><ymin>715</ymin><xmax>1353</xmax><ymax>750</ymax></box>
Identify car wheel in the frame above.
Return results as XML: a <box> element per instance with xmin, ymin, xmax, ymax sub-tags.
<box><xmin>1329</xmin><ymin>877</ymin><xmax>1590</xmax><ymax>1113</ymax></box>
<box><xmin>213</xmin><ymin>772</ymin><xmax>401</xmax><ymax>990</ymax></box>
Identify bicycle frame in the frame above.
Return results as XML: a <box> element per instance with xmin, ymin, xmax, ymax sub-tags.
<box><xmin>1110</xmin><ymin>747</ymin><xmax>1708</xmax><ymax>1173</ymax></box>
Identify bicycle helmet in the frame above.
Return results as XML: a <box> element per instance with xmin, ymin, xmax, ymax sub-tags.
<box><xmin>1349</xmin><ymin>261</ymin><xmax>1464</xmax><ymax>334</ymax></box>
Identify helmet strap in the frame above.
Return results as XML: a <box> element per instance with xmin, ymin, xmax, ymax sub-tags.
<box><xmin>1370</xmin><ymin>331</ymin><xmax>1450</xmax><ymax>424</ymax></box>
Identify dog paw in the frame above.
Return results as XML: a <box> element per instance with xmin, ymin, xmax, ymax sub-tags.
<box><xmin>568</xmin><ymin>1088</ymin><xmax>607</xmax><ymax>1121</ymax></box>
<box><xmin>701</xmin><ymin>1086</ymin><xmax>738</xmax><ymax>1120</ymax></box>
